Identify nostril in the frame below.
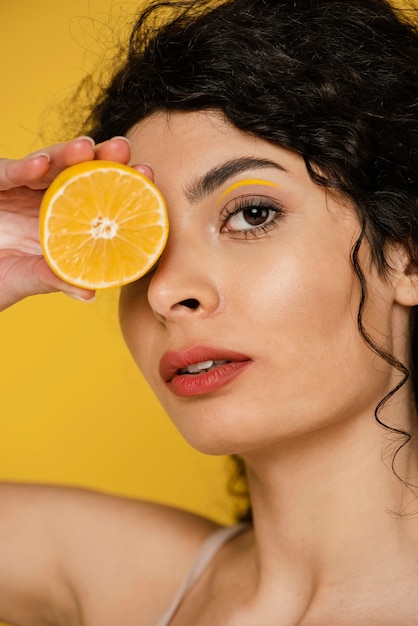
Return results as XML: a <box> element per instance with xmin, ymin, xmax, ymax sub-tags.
<box><xmin>179</xmin><ymin>298</ymin><xmax>200</xmax><ymax>310</ymax></box>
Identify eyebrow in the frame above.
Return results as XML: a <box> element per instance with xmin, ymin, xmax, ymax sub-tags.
<box><xmin>184</xmin><ymin>157</ymin><xmax>287</xmax><ymax>203</ymax></box>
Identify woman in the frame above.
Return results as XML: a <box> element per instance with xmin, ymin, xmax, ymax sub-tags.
<box><xmin>0</xmin><ymin>0</ymin><xmax>417</xmax><ymax>623</ymax></box>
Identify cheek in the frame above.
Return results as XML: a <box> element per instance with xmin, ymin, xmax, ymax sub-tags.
<box><xmin>234</xmin><ymin>241</ymin><xmax>358</xmax><ymax>346</ymax></box>
<box><xmin>119</xmin><ymin>281</ymin><xmax>156</xmax><ymax>369</ymax></box>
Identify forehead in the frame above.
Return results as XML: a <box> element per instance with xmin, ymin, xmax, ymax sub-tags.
<box><xmin>126</xmin><ymin>110</ymin><xmax>308</xmax><ymax>191</ymax></box>
<box><xmin>127</xmin><ymin>109</ymin><xmax>248</xmax><ymax>151</ymax></box>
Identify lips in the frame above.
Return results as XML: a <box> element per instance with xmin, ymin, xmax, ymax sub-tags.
<box><xmin>159</xmin><ymin>346</ymin><xmax>252</xmax><ymax>397</ymax></box>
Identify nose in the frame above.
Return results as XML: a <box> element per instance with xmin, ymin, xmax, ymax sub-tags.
<box><xmin>146</xmin><ymin>237</ymin><xmax>222</xmax><ymax>323</ymax></box>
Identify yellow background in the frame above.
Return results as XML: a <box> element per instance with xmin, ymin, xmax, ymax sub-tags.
<box><xmin>0</xmin><ymin>0</ymin><xmax>413</xmax><ymax>622</ymax></box>
<box><xmin>0</xmin><ymin>0</ymin><xmax>233</xmax><ymax>563</ymax></box>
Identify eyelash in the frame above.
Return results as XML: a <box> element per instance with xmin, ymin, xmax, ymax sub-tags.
<box><xmin>220</xmin><ymin>196</ymin><xmax>284</xmax><ymax>238</ymax></box>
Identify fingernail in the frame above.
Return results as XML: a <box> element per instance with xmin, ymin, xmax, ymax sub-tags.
<box><xmin>110</xmin><ymin>136</ymin><xmax>130</xmax><ymax>145</ymax></box>
<box><xmin>64</xmin><ymin>291</ymin><xmax>96</xmax><ymax>303</ymax></box>
<box><xmin>133</xmin><ymin>163</ymin><xmax>154</xmax><ymax>179</ymax></box>
<box><xmin>73</xmin><ymin>135</ymin><xmax>95</xmax><ymax>146</ymax></box>
<box><xmin>29</xmin><ymin>152</ymin><xmax>50</xmax><ymax>162</ymax></box>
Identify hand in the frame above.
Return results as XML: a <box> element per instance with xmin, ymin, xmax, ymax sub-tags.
<box><xmin>0</xmin><ymin>136</ymin><xmax>131</xmax><ymax>311</ymax></box>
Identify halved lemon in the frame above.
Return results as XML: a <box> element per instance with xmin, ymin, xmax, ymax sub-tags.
<box><xmin>39</xmin><ymin>160</ymin><xmax>168</xmax><ymax>289</ymax></box>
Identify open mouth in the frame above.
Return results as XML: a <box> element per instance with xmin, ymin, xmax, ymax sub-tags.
<box><xmin>165</xmin><ymin>356</ymin><xmax>251</xmax><ymax>397</ymax></box>
<box><xmin>159</xmin><ymin>346</ymin><xmax>252</xmax><ymax>396</ymax></box>
<box><xmin>178</xmin><ymin>359</ymin><xmax>231</xmax><ymax>375</ymax></box>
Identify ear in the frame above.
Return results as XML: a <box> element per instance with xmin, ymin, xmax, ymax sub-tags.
<box><xmin>390</xmin><ymin>245</ymin><xmax>418</xmax><ymax>307</ymax></box>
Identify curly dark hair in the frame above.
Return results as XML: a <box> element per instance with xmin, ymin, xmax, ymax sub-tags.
<box><xmin>82</xmin><ymin>0</ymin><xmax>418</xmax><ymax>522</ymax></box>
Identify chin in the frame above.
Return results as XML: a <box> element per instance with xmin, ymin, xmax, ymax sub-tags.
<box><xmin>167</xmin><ymin>409</ymin><xmax>273</xmax><ymax>458</ymax></box>
<box><xmin>175</xmin><ymin>425</ymin><xmax>242</xmax><ymax>456</ymax></box>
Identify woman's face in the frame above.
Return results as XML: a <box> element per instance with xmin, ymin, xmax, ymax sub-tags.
<box><xmin>120</xmin><ymin>111</ymin><xmax>402</xmax><ymax>455</ymax></box>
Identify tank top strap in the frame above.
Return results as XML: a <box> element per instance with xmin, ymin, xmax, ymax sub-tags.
<box><xmin>154</xmin><ymin>523</ymin><xmax>248</xmax><ymax>626</ymax></box>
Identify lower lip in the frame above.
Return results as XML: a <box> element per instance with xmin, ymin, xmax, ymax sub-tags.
<box><xmin>167</xmin><ymin>360</ymin><xmax>252</xmax><ymax>397</ymax></box>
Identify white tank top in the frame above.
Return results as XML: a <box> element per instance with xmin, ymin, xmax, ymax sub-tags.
<box><xmin>154</xmin><ymin>524</ymin><xmax>247</xmax><ymax>626</ymax></box>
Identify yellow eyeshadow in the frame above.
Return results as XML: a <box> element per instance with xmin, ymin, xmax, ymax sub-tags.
<box><xmin>218</xmin><ymin>178</ymin><xmax>281</xmax><ymax>201</ymax></box>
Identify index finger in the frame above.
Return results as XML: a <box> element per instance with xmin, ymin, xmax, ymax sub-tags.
<box><xmin>28</xmin><ymin>137</ymin><xmax>97</xmax><ymax>187</ymax></box>
<box><xmin>0</xmin><ymin>154</ymin><xmax>50</xmax><ymax>191</ymax></box>
<box><xmin>0</xmin><ymin>137</ymin><xmax>97</xmax><ymax>192</ymax></box>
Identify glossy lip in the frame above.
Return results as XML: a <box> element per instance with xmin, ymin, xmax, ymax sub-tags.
<box><xmin>160</xmin><ymin>346</ymin><xmax>252</xmax><ymax>397</ymax></box>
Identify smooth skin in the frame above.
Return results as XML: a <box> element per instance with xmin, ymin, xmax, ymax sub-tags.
<box><xmin>1</xmin><ymin>112</ymin><xmax>418</xmax><ymax>625</ymax></box>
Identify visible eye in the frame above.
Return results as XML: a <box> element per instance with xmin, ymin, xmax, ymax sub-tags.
<box><xmin>221</xmin><ymin>196</ymin><xmax>283</xmax><ymax>237</ymax></box>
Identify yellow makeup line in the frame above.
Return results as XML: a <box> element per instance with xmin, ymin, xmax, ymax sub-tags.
<box><xmin>218</xmin><ymin>178</ymin><xmax>281</xmax><ymax>201</ymax></box>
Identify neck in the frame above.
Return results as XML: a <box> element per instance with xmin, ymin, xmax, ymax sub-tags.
<box><xmin>243</xmin><ymin>402</ymin><xmax>418</xmax><ymax>585</ymax></box>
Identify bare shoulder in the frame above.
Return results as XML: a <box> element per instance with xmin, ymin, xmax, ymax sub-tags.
<box><xmin>0</xmin><ymin>482</ymin><xmax>221</xmax><ymax>625</ymax></box>
<box><xmin>56</xmin><ymin>482</ymin><xmax>221</xmax><ymax>566</ymax></box>
<box><xmin>37</xmin><ymin>483</ymin><xmax>220</xmax><ymax>623</ymax></box>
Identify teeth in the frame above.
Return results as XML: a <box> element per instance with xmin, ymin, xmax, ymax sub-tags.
<box><xmin>187</xmin><ymin>360</ymin><xmax>214</xmax><ymax>374</ymax></box>
<box><xmin>180</xmin><ymin>360</ymin><xmax>230</xmax><ymax>375</ymax></box>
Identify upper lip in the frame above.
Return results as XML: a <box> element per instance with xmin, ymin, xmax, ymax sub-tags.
<box><xmin>159</xmin><ymin>346</ymin><xmax>251</xmax><ymax>382</ymax></box>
